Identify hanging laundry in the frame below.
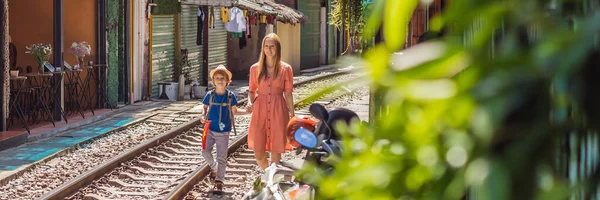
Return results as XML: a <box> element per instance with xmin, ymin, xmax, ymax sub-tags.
<box><xmin>231</xmin><ymin>32</ymin><xmax>243</xmax><ymax>38</ymax></box>
<box><xmin>243</xmin><ymin>10</ymin><xmax>247</xmax><ymax>18</ymax></box>
<box><xmin>225</xmin><ymin>7</ymin><xmax>247</xmax><ymax>33</ymax></box>
<box><xmin>209</xmin><ymin>6</ymin><xmax>215</xmax><ymax>28</ymax></box>
<box><xmin>266</xmin><ymin>24</ymin><xmax>274</xmax><ymax>34</ymax></box>
<box><xmin>197</xmin><ymin>8</ymin><xmax>204</xmax><ymax>45</ymax></box>
<box><xmin>266</xmin><ymin>15</ymin><xmax>275</xmax><ymax>24</ymax></box>
<box><xmin>246</xmin><ymin>17</ymin><xmax>251</xmax><ymax>38</ymax></box>
<box><xmin>260</xmin><ymin>15</ymin><xmax>267</xmax><ymax>24</ymax></box>
<box><xmin>239</xmin><ymin>31</ymin><xmax>247</xmax><ymax>49</ymax></box>
<box><xmin>249</xmin><ymin>15</ymin><xmax>258</xmax><ymax>25</ymax></box>
<box><xmin>221</xmin><ymin>7</ymin><xmax>230</xmax><ymax>23</ymax></box>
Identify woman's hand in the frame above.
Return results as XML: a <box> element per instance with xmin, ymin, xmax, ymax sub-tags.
<box><xmin>246</xmin><ymin>103</ymin><xmax>253</xmax><ymax>113</ymax></box>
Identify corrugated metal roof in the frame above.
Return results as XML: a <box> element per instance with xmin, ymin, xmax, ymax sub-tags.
<box><xmin>181</xmin><ymin>0</ymin><xmax>232</xmax><ymax>7</ymax></box>
<box><xmin>237</xmin><ymin>0</ymin><xmax>305</xmax><ymax>25</ymax></box>
<box><xmin>182</xmin><ymin>0</ymin><xmax>305</xmax><ymax>25</ymax></box>
<box><xmin>233</xmin><ymin>0</ymin><xmax>276</xmax><ymax>15</ymax></box>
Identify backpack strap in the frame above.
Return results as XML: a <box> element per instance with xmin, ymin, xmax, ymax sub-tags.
<box><xmin>227</xmin><ymin>90</ymin><xmax>237</xmax><ymax>135</ymax></box>
<box><xmin>205</xmin><ymin>89</ymin><xmax>216</xmax><ymax>120</ymax></box>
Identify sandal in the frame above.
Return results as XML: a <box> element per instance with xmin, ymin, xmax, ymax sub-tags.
<box><xmin>209</xmin><ymin>169</ymin><xmax>216</xmax><ymax>180</ymax></box>
<box><xmin>211</xmin><ymin>180</ymin><xmax>224</xmax><ymax>195</ymax></box>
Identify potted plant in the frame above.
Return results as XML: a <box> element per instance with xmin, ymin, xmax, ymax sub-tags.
<box><xmin>69</xmin><ymin>41</ymin><xmax>92</xmax><ymax>69</ymax></box>
<box><xmin>25</xmin><ymin>43</ymin><xmax>52</xmax><ymax>73</ymax></box>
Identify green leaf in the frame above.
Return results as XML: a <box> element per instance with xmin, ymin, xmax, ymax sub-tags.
<box><xmin>384</xmin><ymin>0</ymin><xmax>417</xmax><ymax>51</ymax></box>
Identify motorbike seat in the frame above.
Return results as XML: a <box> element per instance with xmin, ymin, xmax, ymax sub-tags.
<box><xmin>317</xmin><ymin>108</ymin><xmax>360</xmax><ymax>140</ymax></box>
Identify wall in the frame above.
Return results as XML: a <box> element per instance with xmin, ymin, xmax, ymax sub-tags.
<box><xmin>9</xmin><ymin>0</ymin><xmax>98</xmax><ymax>108</ymax></box>
<box><xmin>276</xmin><ymin>22</ymin><xmax>300</xmax><ymax>74</ymax></box>
<box><xmin>227</xmin><ymin>22</ymin><xmax>261</xmax><ymax>80</ymax></box>
<box><xmin>9</xmin><ymin>0</ymin><xmax>97</xmax><ymax>71</ymax></box>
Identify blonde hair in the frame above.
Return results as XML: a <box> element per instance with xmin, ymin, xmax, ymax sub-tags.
<box><xmin>257</xmin><ymin>33</ymin><xmax>282</xmax><ymax>84</ymax></box>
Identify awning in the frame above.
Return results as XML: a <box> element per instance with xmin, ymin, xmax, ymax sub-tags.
<box><xmin>232</xmin><ymin>0</ymin><xmax>306</xmax><ymax>25</ymax></box>
<box><xmin>181</xmin><ymin>0</ymin><xmax>306</xmax><ymax>25</ymax></box>
<box><xmin>233</xmin><ymin>0</ymin><xmax>276</xmax><ymax>15</ymax></box>
<box><xmin>180</xmin><ymin>0</ymin><xmax>232</xmax><ymax>7</ymax></box>
<box><xmin>263</xmin><ymin>1</ymin><xmax>306</xmax><ymax>25</ymax></box>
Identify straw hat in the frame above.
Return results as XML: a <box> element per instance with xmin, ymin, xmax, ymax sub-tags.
<box><xmin>209</xmin><ymin>65</ymin><xmax>232</xmax><ymax>81</ymax></box>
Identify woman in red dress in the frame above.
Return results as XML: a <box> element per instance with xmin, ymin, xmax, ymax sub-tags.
<box><xmin>246</xmin><ymin>33</ymin><xmax>295</xmax><ymax>169</ymax></box>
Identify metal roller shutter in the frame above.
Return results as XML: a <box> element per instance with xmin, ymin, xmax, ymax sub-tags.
<box><xmin>151</xmin><ymin>15</ymin><xmax>176</xmax><ymax>97</ymax></box>
<box><xmin>181</xmin><ymin>4</ymin><xmax>203</xmax><ymax>84</ymax></box>
<box><xmin>208</xmin><ymin>7</ymin><xmax>228</xmax><ymax>74</ymax></box>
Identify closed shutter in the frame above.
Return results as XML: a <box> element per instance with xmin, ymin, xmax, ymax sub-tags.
<box><xmin>208</xmin><ymin>7</ymin><xmax>228</xmax><ymax>75</ymax></box>
<box><xmin>181</xmin><ymin>4</ymin><xmax>203</xmax><ymax>84</ymax></box>
<box><xmin>151</xmin><ymin>15</ymin><xmax>176</xmax><ymax>97</ymax></box>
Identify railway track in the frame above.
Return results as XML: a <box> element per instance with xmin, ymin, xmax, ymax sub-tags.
<box><xmin>31</xmin><ymin>71</ymin><xmax>365</xmax><ymax>200</ymax></box>
<box><xmin>180</xmin><ymin>79</ymin><xmax>368</xmax><ymax>200</ymax></box>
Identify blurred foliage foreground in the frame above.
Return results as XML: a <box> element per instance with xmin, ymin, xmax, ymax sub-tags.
<box><xmin>298</xmin><ymin>0</ymin><xmax>600</xmax><ymax>199</ymax></box>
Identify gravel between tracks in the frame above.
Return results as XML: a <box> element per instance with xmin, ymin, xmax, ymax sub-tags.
<box><xmin>0</xmin><ymin>123</ymin><xmax>175</xmax><ymax>200</ymax></box>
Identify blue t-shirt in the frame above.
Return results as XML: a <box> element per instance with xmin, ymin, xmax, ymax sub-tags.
<box><xmin>202</xmin><ymin>90</ymin><xmax>238</xmax><ymax>132</ymax></box>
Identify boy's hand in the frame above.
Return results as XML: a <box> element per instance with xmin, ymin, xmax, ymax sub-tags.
<box><xmin>246</xmin><ymin>103</ymin><xmax>253</xmax><ymax>113</ymax></box>
<box><xmin>200</xmin><ymin>116</ymin><xmax>206</xmax><ymax>124</ymax></box>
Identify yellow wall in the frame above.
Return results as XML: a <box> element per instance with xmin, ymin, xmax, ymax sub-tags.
<box><xmin>9</xmin><ymin>0</ymin><xmax>97</xmax><ymax>71</ymax></box>
<box><xmin>276</xmin><ymin>22</ymin><xmax>301</xmax><ymax>74</ymax></box>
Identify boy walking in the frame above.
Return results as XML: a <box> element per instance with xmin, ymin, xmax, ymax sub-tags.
<box><xmin>201</xmin><ymin>65</ymin><xmax>246</xmax><ymax>194</ymax></box>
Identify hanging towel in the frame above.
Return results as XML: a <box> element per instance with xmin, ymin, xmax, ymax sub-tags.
<box><xmin>196</xmin><ymin>8</ymin><xmax>204</xmax><ymax>45</ymax></box>
<box><xmin>266</xmin><ymin>24</ymin><xmax>274</xmax><ymax>34</ymax></box>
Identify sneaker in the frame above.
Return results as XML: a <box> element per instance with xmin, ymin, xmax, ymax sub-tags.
<box><xmin>211</xmin><ymin>180</ymin><xmax>224</xmax><ymax>195</ymax></box>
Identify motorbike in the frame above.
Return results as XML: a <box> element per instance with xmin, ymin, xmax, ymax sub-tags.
<box><xmin>241</xmin><ymin>103</ymin><xmax>360</xmax><ymax>200</ymax></box>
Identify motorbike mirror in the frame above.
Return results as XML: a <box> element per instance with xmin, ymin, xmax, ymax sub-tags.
<box><xmin>294</xmin><ymin>128</ymin><xmax>318</xmax><ymax>149</ymax></box>
<box><xmin>309</xmin><ymin>103</ymin><xmax>329</xmax><ymax>121</ymax></box>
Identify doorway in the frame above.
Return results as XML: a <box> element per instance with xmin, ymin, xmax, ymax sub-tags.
<box><xmin>320</xmin><ymin>6</ymin><xmax>326</xmax><ymax>65</ymax></box>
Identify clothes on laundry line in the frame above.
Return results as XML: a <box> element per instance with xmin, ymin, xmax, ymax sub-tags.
<box><xmin>231</xmin><ymin>32</ymin><xmax>243</xmax><ymax>38</ymax></box>
<box><xmin>260</xmin><ymin>15</ymin><xmax>267</xmax><ymax>24</ymax></box>
<box><xmin>209</xmin><ymin>6</ymin><xmax>215</xmax><ymax>28</ymax></box>
<box><xmin>246</xmin><ymin>19</ymin><xmax>251</xmax><ymax>38</ymax></box>
<box><xmin>221</xmin><ymin>7</ymin><xmax>230</xmax><ymax>23</ymax></box>
<box><xmin>266</xmin><ymin>15</ymin><xmax>275</xmax><ymax>24</ymax></box>
<box><xmin>239</xmin><ymin>31</ymin><xmax>247</xmax><ymax>49</ymax></box>
<box><xmin>225</xmin><ymin>7</ymin><xmax>247</xmax><ymax>33</ymax></box>
<box><xmin>266</xmin><ymin>24</ymin><xmax>274</xmax><ymax>34</ymax></box>
<box><xmin>249</xmin><ymin>15</ymin><xmax>258</xmax><ymax>25</ymax></box>
<box><xmin>197</xmin><ymin>8</ymin><xmax>204</xmax><ymax>45</ymax></box>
